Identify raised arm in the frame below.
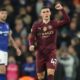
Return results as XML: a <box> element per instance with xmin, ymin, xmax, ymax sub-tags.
<box><xmin>55</xmin><ymin>3</ymin><xmax>70</xmax><ymax>28</ymax></box>
<box><xmin>29</xmin><ymin>22</ymin><xmax>37</xmax><ymax>51</ymax></box>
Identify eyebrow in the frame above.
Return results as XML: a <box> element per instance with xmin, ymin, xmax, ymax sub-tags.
<box><xmin>42</xmin><ymin>10</ymin><xmax>49</xmax><ymax>12</ymax></box>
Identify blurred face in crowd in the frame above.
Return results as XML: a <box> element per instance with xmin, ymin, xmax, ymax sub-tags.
<box><xmin>71</xmin><ymin>38</ymin><xmax>78</xmax><ymax>46</ymax></box>
<box><xmin>0</xmin><ymin>10</ymin><xmax>8</xmax><ymax>21</ymax></box>
<box><xmin>61</xmin><ymin>32</ymin><xmax>67</xmax><ymax>38</ymax></box>
<box><xmin>26</xmin><ymin>56</ymin><xmax>34</xmax><ymax>64</ymax></box>
<box><xmin>26</xmin><ymin>5</ymin><xmax>32</xmax><ymax>13</ymax></box>
<box><xmin>21</xmin><ymin>29</ymin><xmax>27</xmax><ymax>39</ymax></box>
<box><xmin>3</xmin><ymin>0</ymin><xmax>11</xmax><ymax>5</ymax></box>
<box><xmin>68</xmin><ymin>46</ymin><xmax>75</xmax><ymax>55</ymax></box>
<box><xmin>60</xmin><ymin>48</ymin><xmax>68</xmax><ymax>56</ymax></box>
<box><xmin>21</xmin><ymin>45</ymin><xmax>27</xmax><ymax>53</ymax></box>
<box><xmin>6</xmin><ymin>5</ymin><xmax>14</xmax><ymax>14</ymax></box>
<box><xmin>40</xmin><ymin>8</ymin><xmax>51</xmax><ymax>21</ymax></box>
<box><xmin>8</xmin><ymin>56</ymin><xmax>16</xmax><ymax>64</ymax></box>
<box><xmin>70</xmin><ymin>20</ymin><xmax>77</xmax><ymax>31</ymax></box>
<box><xmin>15</xmin><ymin>19</ymin><xmax>23</xmax><ymax>26</ymax></box>
<box><xmin>19</xmin><ymin>7</ymin><xmax>26</xmax><ymax>15</ymax></box>
<box><xmin>15</xmin><ymin>19</ymin><xmax>23</xmax><ymax>32</ymax></box>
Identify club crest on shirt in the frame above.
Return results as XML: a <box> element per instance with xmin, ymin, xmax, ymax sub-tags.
<box><xmin>48</xmin><ymin>25</ymin><xmax>52</xmax><ymax>30</ymax></box>
<box><xmin>43</xmin><ymin>27</ymin><xmax>47</xmax><ymax>32</ymax></box>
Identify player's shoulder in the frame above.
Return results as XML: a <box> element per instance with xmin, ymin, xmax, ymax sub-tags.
<box><xmin>4</xmin><ymin>22</ymin><xmax>8</xmax><ymax>25</ymax></box>
<box><xmin>50</xmin><ymin>19</ymin><xmax>58</xmax><ymax>26</ymax></box>
<box><xmin>33</xmin><ymin>20</ymin><xmax>42</xmax><ymax>27</ymax></box>
<box><xmin>5</xmin><ymin>22</ymin><xmax>9</xmax><ymax>26</ymax></box>
<box><xmin>5</xmin><ymin>23</ymin><xmax>10</xmax><ymax>29</ymax></box>
<box><xmin>51</xmin><ymin>19</ymin><xmax>57</xmax><ymax>23</ymax></box>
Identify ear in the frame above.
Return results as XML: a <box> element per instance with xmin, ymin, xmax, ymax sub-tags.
<box><xmin>49</xmin><ymin>11</ymin><xmax>51</xmax><ymax>16</ymax></box>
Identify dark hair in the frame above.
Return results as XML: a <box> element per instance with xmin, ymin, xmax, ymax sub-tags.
<box><xmin>26</xmin><ymin>54</ymin><xmax>33</xmax><ymax>58</ymax></box>
<box><xmin>41</xmin><ymin>6</ymin><xmax>50</xmax><ymax>11</ymax></box>
<box><xmin>0</xmin><ymin>6</ymin><xmax>7</xmax><ymax>11</ymax></box>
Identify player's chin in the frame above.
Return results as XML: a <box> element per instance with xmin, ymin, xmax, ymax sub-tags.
<box><xmin>44</xmin><ymin>17</ymin><xmax>49</xmax><ymax>20</ymax></box>
<box><xmin>2</xmin><ymin>18</ymin><xmax>7</xmax><ymax>21</ymax></box>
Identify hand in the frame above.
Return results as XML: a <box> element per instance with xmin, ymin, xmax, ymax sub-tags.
<box><xmin>29</xmin><ymin>45</ymin><xmax>35</xmax><ymax>51</ymax></box>
<box><xmin>16</xmin><ymin>48</ymin><xmax>21</xmax><ymax>56</ymax></box>
<box><xmin>55</xmin><ymin>3</ymin><xmax>63</xmax><ymax>10</ymax></box>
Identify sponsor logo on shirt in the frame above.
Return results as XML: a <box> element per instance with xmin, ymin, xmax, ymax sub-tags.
<box><xmin>43</xmin><ymin>27</ymin><xmax>47</xmax><ymax>32</ymax></box>
<box><xmin>48</xmin><ymin>25</ymin><xmax>52</xmax><ymax>29</ymax></box>
<box><xmin>0</xmin><ymin>31</ymin><xmax>9</xmax><ymax>36</ymax></box>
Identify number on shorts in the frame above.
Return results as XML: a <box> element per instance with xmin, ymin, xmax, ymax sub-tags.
<box><xmin>51</xmin><ymin>58</ymin><xmax>57</xmax><ymax>65</ymax></box>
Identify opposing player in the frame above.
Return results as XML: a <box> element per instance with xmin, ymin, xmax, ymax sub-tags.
<box><xmin>29</xmin><ymin>3</ymin><xmax>70</xmax><ymax>80</ymax></box>
<box><xmin>0</xmin><ymin>7</ymin><xmax>21</xmax><ymax>80</ymax></box>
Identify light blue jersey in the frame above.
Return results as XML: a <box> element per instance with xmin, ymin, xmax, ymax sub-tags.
<box><xmin>0</xmin><ymin>22</ymin><xmax>10</xmax><ymax>51</ymax></box>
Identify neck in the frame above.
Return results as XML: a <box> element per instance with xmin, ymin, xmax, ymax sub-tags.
<box><xmin>43</xmin><ymin>19</ymin><xmax>50</xmax><ymax>24</ymax></box>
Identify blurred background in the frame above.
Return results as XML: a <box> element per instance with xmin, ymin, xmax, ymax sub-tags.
<box><xmin>0</xmin><ymin>0</ymin><xmax>80</xmax><ymax>80</ymax></box>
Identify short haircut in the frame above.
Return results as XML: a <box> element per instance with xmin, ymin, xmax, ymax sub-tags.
<box><xmin>0</xmin><ymin>6</ymin><xmax>7</xmax><ymax>11</ymax></box>
<box><xmin>41</xmin><ymin>6</ymin><xmax>50</xmax><ymax>11</ymax></box>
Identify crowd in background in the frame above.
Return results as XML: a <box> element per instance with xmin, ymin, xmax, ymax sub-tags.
<box><xmin>0</xmin><ymin>0</ymin><xmax>80</xmax><ymax>80</ymax></box>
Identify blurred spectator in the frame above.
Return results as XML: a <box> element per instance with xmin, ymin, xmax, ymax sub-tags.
<box><xmin>13</xmin><ymin>17</ymin><xmax>24</xmax><ymax>38</ymax></box>
<box><xmin>49</xmin><ymin>0</ymin><xmax>56</xmax><ymax>4</ymax></box>
<box><xmin>3</xmin><ymin>0</ymin><xmax>11</xmax><ymax>5</ymax></box>
<box><xmin>14</xmin><ymin>37</ymin><xmax>25</xmax><ymax>65</ymax></box>
<box><xmin>18</xmin><ymin>6</ymin><xmax>32</xmax><ymax>33</ymax></box>
<box><xmin>5</xmin><ymin>4</ymin><xmax>14</xmax><ymax>14</ymax></box>
<box><xmin>25</xmin><ymin>4</ymin><xmax>37</xmax><ymax>25</ymax></box>
<box><xmin>54</xmin><ymin>50</ymin><xmax>65</xmax><ymax>80</ymax></box>
<box><xmin>71</xmin><ymin>38</ymin><xmax>79</xmax><ymax>46</ymax></box>
<box><xmin>21</xmin><ymin>44</ymin><xmax>28</xmax><ymax>54</ymax></box>
<box><xmin>20</xmin><ymin>28</ymin><xmax>28</xmax><ymax>45</ymax></box>
<box><xmin>73</xmin><ymin>0</ymin><xmax>80</xmax><ymax>7</ymax></box>
<box><xmin>26</xmin><ymin>5</ymin><xmax>32</xmax><ymax>14</ymax></box>
<box><xmin>68</xmin><ymin>18</ymin><xmax>77</xmax><ymax>38</ymax></box>
<box><xmin>21</xmin><ymin>54</ymin><xmax>36</xmax><ymax>77</ymax></box>
<box><xmin>58</xmin><ymin>46</ymin><xmax>78</xmax><ymax>80</ymax></box>
<box><xmin>7</xmin><ymin>56</ymin><xmax>18</xmax><ymax>80</ymax></box>
<box><xmin>15</xmin><ymin>51</ymin><xmax>25</xmax><ymax>77</ymax></box>
<box><xmin>18</xmin><ymin>0</ymin><xmax>27</xmax><ymax>6</ymax></box>
<box><xmin>57</xmin><ymin>28</ymin><xmax>71</xmax><ymax>48</ymax></box>
<box><xmin>36</xmin><ymin>0</ymin><xmax>44</xmax><ymax>16</ymax></box>
<box><xmin>18</xmin><ymin>7</ymin><xmax>26</xmax><ymax>16</ymax></box>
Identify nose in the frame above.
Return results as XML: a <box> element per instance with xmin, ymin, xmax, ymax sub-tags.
<box><xmin>45</xmin><ymin>14</ymin><xmax>48</xmax><ymax>17</ymax></box>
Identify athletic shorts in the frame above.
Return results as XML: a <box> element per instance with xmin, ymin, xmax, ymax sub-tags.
<box><xmin>36</xmin><ymin>49</ymin><xmax>57</xmax><ymax>73</ymax></box>
<box><xmin>0</xmin><ymin>50</ymin><xmax>8</xmax><ymax>66</ymax></box>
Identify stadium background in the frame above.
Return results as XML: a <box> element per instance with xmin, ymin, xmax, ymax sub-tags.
<box><xmin>0</xmin><ymin>0</ymin><xmax>80</xmax><ymax>80</ymax></box>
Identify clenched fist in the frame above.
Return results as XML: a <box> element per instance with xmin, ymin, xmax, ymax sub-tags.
<box><xmin>55</xmin><ymin>3</ymin><xmax>63</xmax><ymax>10</ymax></box>
<box><xmin>29</xmin><ymin>45</ymin><xmax>35</xmax><ymax>51</ymax></box>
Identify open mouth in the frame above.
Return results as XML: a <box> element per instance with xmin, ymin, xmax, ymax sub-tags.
<box><xmin>45</xmin><ymin>16</ymin><xmax>48</xmax><ymax>18</ymax></box>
